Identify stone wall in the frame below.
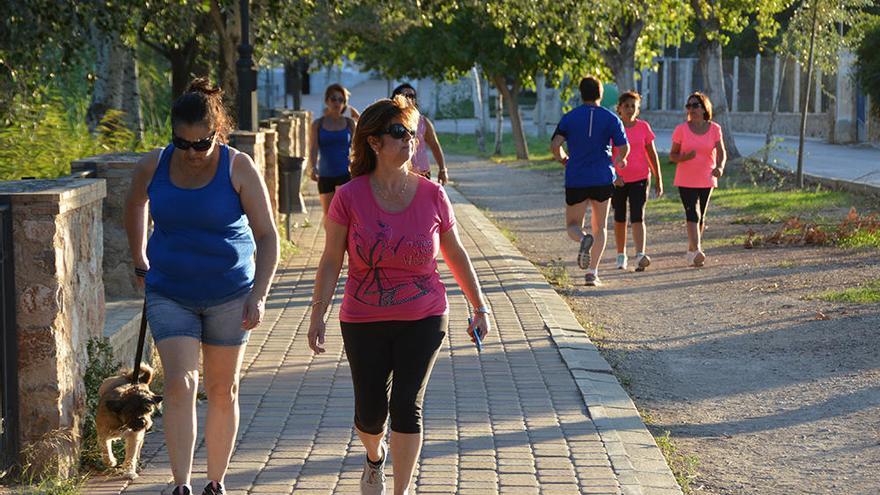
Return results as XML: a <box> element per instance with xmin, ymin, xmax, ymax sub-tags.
<box><xmin>71</xmin><ymin>153</ymin><xmax>141</xmax><ymax>298</ymax></box>
<box><xmin>0</xmin><ymin>178</ymin><xmax>107</xmax><ymax>477</ymax></box>
<box><xmin>640</xmin><ymin>110</ymin><xmax>830</xmax><ymax>139</ymax></box>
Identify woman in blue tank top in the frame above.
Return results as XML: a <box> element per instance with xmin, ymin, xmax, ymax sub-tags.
<box><xmin>309</xmin><ymin>83</ymin><xmax>356</xmax><ymax>214</ymax></box>
<box><xmin>124</xmin><ymin>78</ymin><xmax>279</xmax><ymax>495</ymax></box>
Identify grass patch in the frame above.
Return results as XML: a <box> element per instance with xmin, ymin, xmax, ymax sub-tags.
<box><xmin>438</xmin><ymin>132</ymin><xmax>554</xmax><ymax>163</ymax></box>
<box><xmin>838</xmin><ymin>229</ymin><xmax>880</xmax><ymax>249</ymax></box>
<box><xmin>817</xmin><ymin>280</ymin><xmax>880</xmax><ymax>304</ymax></box>
<box><xmin>777</xmin><ymin>260</ymin><xmax>799</xmax><ymax>269</ymax></box>
<box><xmin>498</xmin><ymin>226</ymin><xmax>517</xmax><ymax>244</ymax></box>
<box><xmin>655</xmin><ymin>431</ymin><xmax>700</xmax><ymax>493</ymax></box>
<box><xmin>538</xmin><ymin>258</ymin><xmax>571</xmax><ymax>288</ymax></box>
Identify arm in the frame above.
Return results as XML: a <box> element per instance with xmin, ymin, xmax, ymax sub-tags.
<box><xmin>308</xmin><ymin>219</ymin><xmax>348</xmax><ymax>354</ymax></box>
<box><xmin>612</xmin><ymin>143</ymin><xmax>630</xmax><ymax>168</ymax></box>
<box><xmin>349</xmin><ymin>105</ymin><xmax>360</xmax><ymax>122</ymax></box>
<box><xmin>669</xmin><ymin>141</ymin><xmax>696</xmax><ymax>163</ymax></box>
<box><xmin>646</xmin><ymin>140</ymin><xmax>663</xmax><ymax>196</ymax></box>
<box><xmin>550</xmin><ymin>134</ymin><xmax>568</xmax><ymax>166</ymax></box>
<box><xmin>712</xmin><ymin>138</ymin><xmax>727</xmax><ymax>178</ymax></box>
<box><xmin>439</xmin><ymin>226</ymin><xmax>491</xmax><ymax>341</ymax></box>
<box><xmin>308</xmin><ymin>120</ymin><xmax>319</xmax><ymax>181</ymax></box>
<box><xmin>423</xmin><ymin>118</ymin><xmax>448</xmax><ymax>184</ymax></box>
<box><xmin>234</xmin><ymin>153</ymin><xmax>280</xmax><ymax>330</ymax></box>
<box><xmin>123</xmin><ymin>150</ymin><xmax>160</xmax><ymax>288</ymax></box>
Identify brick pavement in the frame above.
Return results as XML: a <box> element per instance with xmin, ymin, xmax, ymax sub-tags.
<box><xmin>84</xmin><ymin>184</ymin><xmax>679</xmax><ymax>495</ymax></box>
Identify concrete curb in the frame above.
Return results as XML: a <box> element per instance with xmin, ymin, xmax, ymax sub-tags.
<box><xmin>446</xmin><ymin>186</ymin><xmax>684</xmax><ymax>495</ymax></box>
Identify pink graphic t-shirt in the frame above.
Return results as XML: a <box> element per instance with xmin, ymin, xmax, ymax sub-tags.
<box><xmin>613</xmin><ymin>119</ymin><xmax>655</xmax><ymax>183</ymax></box>
<box><xmin>671</xmin><ymin>122</ymin><xmax>723</xmax><ymax>188</ymax></box>
<box><xmin>327</xmin><ymin>175</ymin><xmax>456</xmax><ymax>323</ymax></box>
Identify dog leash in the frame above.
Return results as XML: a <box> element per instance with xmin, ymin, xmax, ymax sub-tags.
<box><xmin>131</xmin><ymin>298</ymin><xmax>148</xmax><ymax>384</ymax></box>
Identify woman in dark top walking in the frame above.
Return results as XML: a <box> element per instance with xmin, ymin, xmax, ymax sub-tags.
<box><xmin>310</xmin><ymin>83</ymin><xmax>357</xmax><ymax>214</ymax></box>
<box><xmin>124</xmin><ymin>78</ymin><xmax>279</xmax><ymax>495</ymax></box>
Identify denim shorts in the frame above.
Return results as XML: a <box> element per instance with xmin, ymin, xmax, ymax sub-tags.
<box><xmin>146</xmin><ymin>289</ymin><xmax>250</xmax><ymax>346</ymax></box>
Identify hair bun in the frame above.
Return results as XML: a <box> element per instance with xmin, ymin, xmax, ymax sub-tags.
<box><xmin>186</xmin><ymin>77</ymin><xmax>223</xmax><ymax>97</ymax></box>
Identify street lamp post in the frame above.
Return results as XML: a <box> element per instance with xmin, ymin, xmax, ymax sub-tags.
<box><xmin>236</xmin><ymin>0</ymin><xmax>258</xmax><ymax>131</ymax></box>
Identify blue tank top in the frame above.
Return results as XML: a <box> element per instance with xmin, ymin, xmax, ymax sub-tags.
<box><xmin>146</xmin><ymin>144</ymin><xmax>255</xmax><ymax>305</ymax></box>
<box><xmin>318</xmin><ymin>119</ymin><xmax>352</xmax><ymax>177</ymax></box>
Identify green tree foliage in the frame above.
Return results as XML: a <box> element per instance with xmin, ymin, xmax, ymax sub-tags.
<box><xmin>856</xmin><ymin>19</ymin><xmax>880</xmax><ymax>116</ymax></box>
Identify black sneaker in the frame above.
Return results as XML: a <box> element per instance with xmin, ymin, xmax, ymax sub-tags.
<box><xmin>577</xmin><ymin>234</ymin><xmax>594</xmax><ymax>270</ymax></box>
<box><xmin>172</xmin><ymin>486</ymin><xmax>192</xmax><ymax>495</ymax></box>
<box><xmin>585</xmin><ymin>272</ymin><xmax>602</xmax><ymax>286</ymax></box>
<box><xmin>202</xmin><ymin>481</ymin><xmax>226</xmax><ymax>495</ymax></box>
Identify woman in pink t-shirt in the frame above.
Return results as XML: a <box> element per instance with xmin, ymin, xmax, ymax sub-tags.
<box><xmin>308</xmin><ymin>96</ymin><xmax>490</xmax><ymax>495</ymax></box>
<box><xmin>669</xmin><ymin>92</ymin><xmax>727</xmax><ymax>267</ymax></box>
<box><xmin>612</xmin><ymin>91</ymin><xmax>663</xmax><ymax>272</ymax></box>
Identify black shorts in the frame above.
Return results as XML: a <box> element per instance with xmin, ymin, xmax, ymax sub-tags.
<box><xmin>565</xmin><ymin>184</ymin><xmax>615</xmax><ymax>205</ymax></box>
<box><xmin>612</xmin><ymin>179</ymin><xmax>649</xmax><ymax>223</ymax></box>
<box><xmin>341</xmin><ymin>315</ymin><xmax>447</xmax><ymax>434</ymax></box>
<box><xmin>317</xmin><ymin>173</ymin><xmax>351</xmax><ymax>194</ymax></box>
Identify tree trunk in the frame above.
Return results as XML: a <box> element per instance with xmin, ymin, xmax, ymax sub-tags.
<box><xmin>494</xmin><ymin>75</ymin><xmax>529</xmax><ymax>160</ymax></box>
<box><xmin>88</xmin><ymin>23</ymin><xmax>125</xmax><ymax>131</ymax></box>
<box><xmin>210</xmin><ymin>0</ymin><xmax>240</xmax><ymax>117</ymax></box>
<box><xmin>471</xmin><ymin>66</ymin><xmax>486</xmax><ymax>153</ymax></box>
<box><xmin>764</xmin><ymin>55</ymin><xmax>789</xmax><ymax>163</ymax></box>
<box><xmin>602</xmin><ymin>18</ymin><xmax>643</xmax><ymax>93</ymax></box>
<box><xmin>494</xmin><ymin>87</ymin><xmax>503</xmax><ymax>155</ymax></box>
<box><xmin>535</xmin><ymin>71</ymin><xmax>546</xmax><ymax>138</ymax></box>
<box><xmin>697</xmin><ymin>37</ymin><xmax>740</xmax><ymax>159</ymax></box>
<box><xmin>121</xmin><ymin>46</ymin><xmax>144</xmax><ymax>141</ymax></box>
<box><xmin>797</xmin><ymin>2</ymin><xmax>820</xmax><ymax>189</ymax></box>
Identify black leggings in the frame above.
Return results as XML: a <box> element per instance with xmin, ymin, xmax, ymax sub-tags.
<box><xmin>612</xmin><ymin>179</ymin><xmax>649</xmax><ymax>223</ymax></box>
<box><xmin>678</xmin><ymin>187</ymin><xmax>713</xmax><ymax>225</ymax></box>
<box><xmin>341</xmin><ymin>315</ymin><xmax>447</xmax><ymax>435</ymax></box>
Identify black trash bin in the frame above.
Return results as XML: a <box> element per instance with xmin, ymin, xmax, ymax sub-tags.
<box><xmin>278</xmin><ymin>156</ymin><xmax>307</xmax><ymax>214</ymax></box>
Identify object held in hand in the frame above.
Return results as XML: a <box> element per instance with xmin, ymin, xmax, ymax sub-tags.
<box><xmin>468</xmin><ymin>316</ymin><xmax>483</xmax><ymax>352</ymax></box>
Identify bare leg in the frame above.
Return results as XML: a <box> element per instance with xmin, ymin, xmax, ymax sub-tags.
<box><xmin>632</xmin><ymin>222</ymin><xmax>646</xmax><ymax>254</ymax></box>
<box><xmin>156</xmin><ymin>337</ymin><xmax>201</xmax><ymax>487</ymax></box>
<box><xmin>357</xmin><ymin>427</ymin><xmax>386</xmax><ymax>463</ymax></box>
<box><xmin>202</xmin><ymin>343</ymin><xmax>248</xmax><ymax>484</ymax></box>
<box><xmin>588</xmin><ymin>199</ymin><xmax>611</xmax><ymax>271</ymax></box>
<box><xmin>614</xmin><ymin>221</ymin><xmax>627</xmax><ymax>254</ymax></box>
<box><xmin>389</xmin><ymin>431</ymin><xmax>421</xmax><ymax>495</ymax></box>
<box><xmin>319</xmin><ymin>191</ymin><xmax>335</xmax><ymax>214</ymax></box>
<box><xmin>565</xmin><ymin>201</ymin><xmax>590</xmax><ymax>242</ymax></box>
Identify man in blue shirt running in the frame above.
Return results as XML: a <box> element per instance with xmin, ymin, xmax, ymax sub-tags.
<box><xmin>551</xmin><ymin>76</ymin><xmax>629</xmax><ymax>286</ymax></box>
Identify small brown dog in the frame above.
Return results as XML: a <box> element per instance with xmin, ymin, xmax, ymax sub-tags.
<box><xmin>96</xmin><ymin>363</ymin><xmax>162</xmax><ymax>479</ymax></box>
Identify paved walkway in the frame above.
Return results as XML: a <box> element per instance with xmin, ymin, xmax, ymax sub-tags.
<box><xmin>84</xmin><ymin>185</ymin><xmax>680</xmax><ymax>495</ymax></box>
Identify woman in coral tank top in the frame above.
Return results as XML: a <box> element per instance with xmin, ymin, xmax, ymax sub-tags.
<box><xmin>669</xmin><ymin>92</ymin><xmax>727</xmax><ymax>267</ymax></box>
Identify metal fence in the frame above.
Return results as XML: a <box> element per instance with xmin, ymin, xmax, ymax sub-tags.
<box><xmin>639</xmin><ymin>55</ymin><xmax>833</xmax><ymax>114</ymax></box>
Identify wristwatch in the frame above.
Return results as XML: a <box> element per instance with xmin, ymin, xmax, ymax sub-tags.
<box><xmin>474</xmin><ymin>305</ymin><xmax>492</xmax><ymax>315</ymax></box>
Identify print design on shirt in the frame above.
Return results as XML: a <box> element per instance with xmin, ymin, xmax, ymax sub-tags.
<box><xmin>351</xmin><ymin>220</ymin><xmax>434</xmax><ymax>307</ymax></box>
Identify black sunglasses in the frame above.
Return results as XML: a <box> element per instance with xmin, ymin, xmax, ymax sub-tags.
<box><xmin>379</xmin><ymin>123</ymin><xmax>415</xmax><ymax>140</ymax></box>
<box><xmin>172</xmin><ymin>132</ymin><xmax>215</xmax><ymax>151</ymax></box>
<box><xmin>328</xmin><ymin>95</ymin><xmax>345</xmax><ymax>103</ymax></box>
<box><xmin>401</xmin><ymin>92</ymin><xmax>417</xmax><ymax>100</ymax></box>
<box><xmin>685</xmin><ymin>102</ymin><xmax>703</xmax><ymax>109</ymax></box>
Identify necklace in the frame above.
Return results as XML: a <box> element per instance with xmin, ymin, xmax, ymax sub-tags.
<box><xmin>372</xmin><ymin>172</ymin><xmax>409</xmax><ymax>201</ymax></box>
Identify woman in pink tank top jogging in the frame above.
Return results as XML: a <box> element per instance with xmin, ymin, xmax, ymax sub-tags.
<box><xmin>391</xmin><ymin>83</ymin><xmax>449</xmax><ymax>185</ymax></box>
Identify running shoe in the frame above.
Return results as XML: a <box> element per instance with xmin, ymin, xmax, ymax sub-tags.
<box><xmin>616</xmin><ymin>254</ymin><xmax>628</xmax><ymax>270</ymax></box>
<box><xmin>577</xmin><ymin>234</ymin><xmax>594</xmax><ymax>270</ymax></box>
<box><xmin>693</xmin><ymin>251</ymin><xmax>706</xmax><ymax>267</ymax></box>
<box><xmin>585</xmin><ymin>272</ymin><xmax>602</xmax><ymax>286</ymax></box>
<box><xmin>202</xmin><ymin>481</ymin><xmax>225</xmax><ymax>495</ymax></box>
<box><xmin>634</xmin><ymin>254</ymin><xmax>651</xmax><ymax>272</ymax></box>
<box><xmin>686</xmin><ymin>251</ymin><xmax>696</xmax><ymax>267</ymax></box>
<box><xmin>171</xmin><ymin>486</ymin><xmax>192</xmax><ymax>495</ymax></box>
<box><xmin>361</xmin><ymin>443</ymin><xmax>387</xmax><ymax>495</ymax></box>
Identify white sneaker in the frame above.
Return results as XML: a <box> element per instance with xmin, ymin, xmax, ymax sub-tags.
<box><xmin>616</xmin><ymin>254</ymin><xmax>628</xmax><ymax>270</ymax></box>
<box><xmin>693</xmin><ymin>251</ymin><xmax>706</xmax><ymax>267</ymax></box>
<box><xmin>361</xmin><ymin>443</ymin><xmax>387</xmax><ymax>495</ymax></box>
<box><xmin>686</xmin><ymin>251</ymin><xmax>696</xmax><ymax>267</ymax></box>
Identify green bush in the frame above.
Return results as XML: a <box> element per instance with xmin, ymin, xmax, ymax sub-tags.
<box><xmin>856</xmin><ymin>19</ymin><xmax>880</xmax><ymax>117</ymax></box>
<box><xmin>79</xmin><ymin>338</ymin><xmax>123</xmax><ymax>471</ymax></box>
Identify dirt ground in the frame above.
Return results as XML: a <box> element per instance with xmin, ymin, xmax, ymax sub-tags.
<box><xmin>447</xmin><ymin>156</ymin><xmax>880</xmax><ymax>495</ymax></box>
